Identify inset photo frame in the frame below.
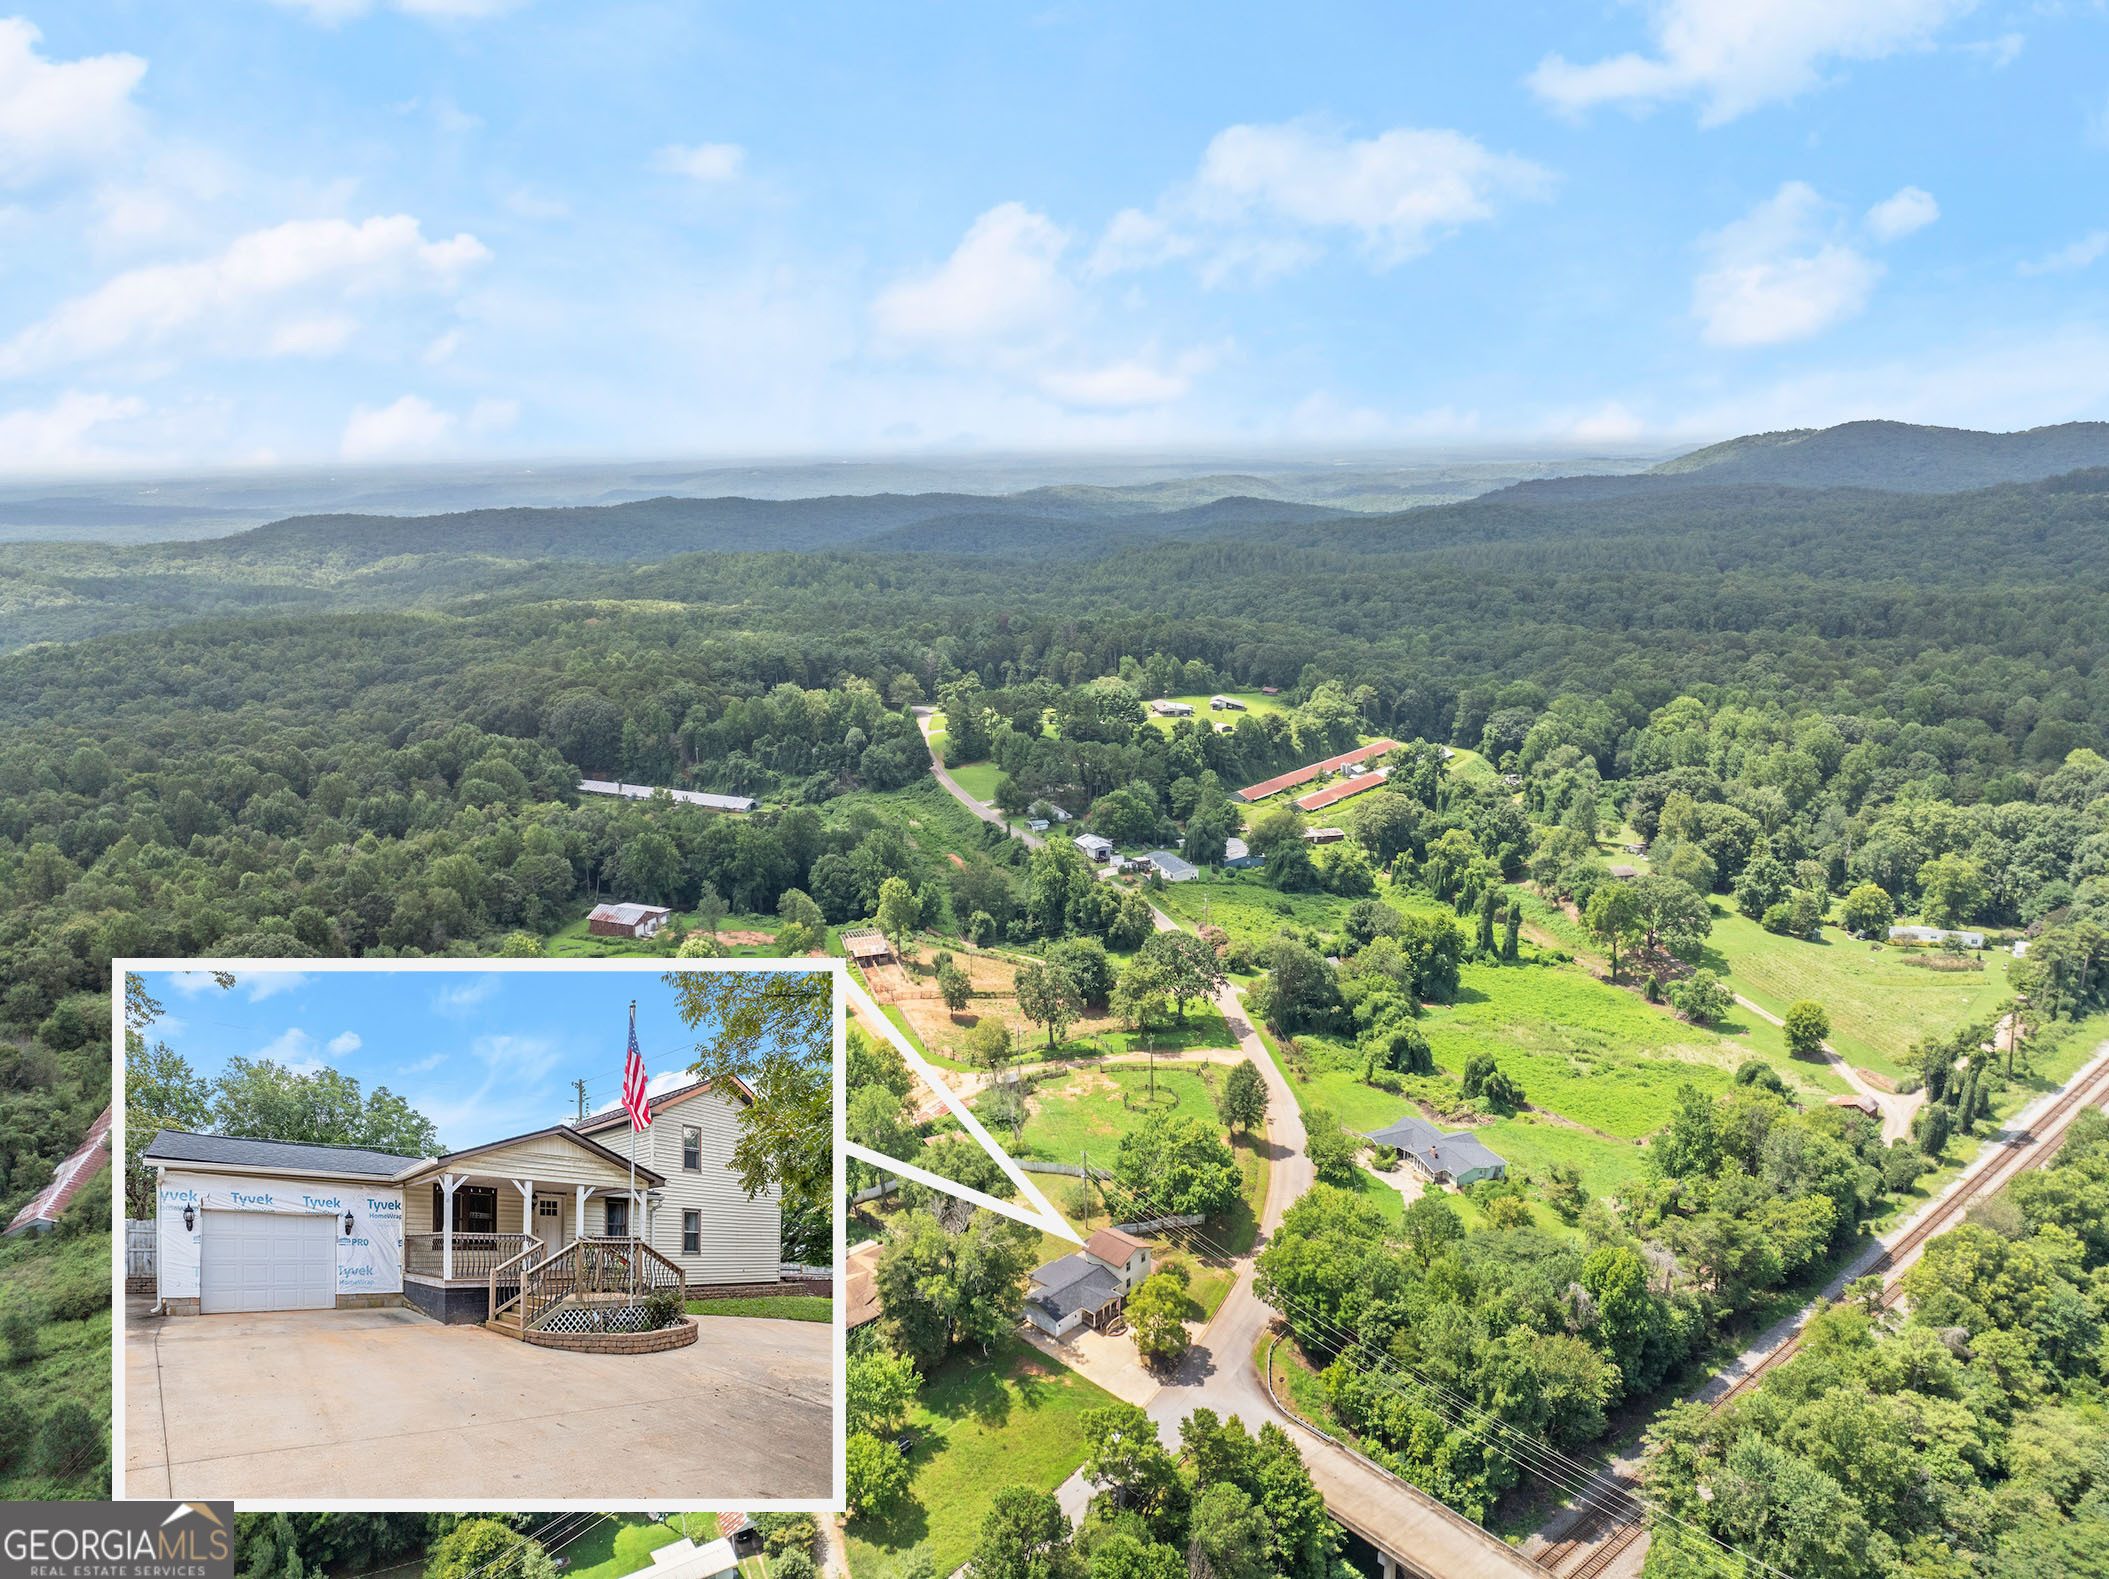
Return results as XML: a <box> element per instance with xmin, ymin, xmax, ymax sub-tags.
<box><xmin>113</xmin><ymin>956</ymin><xmax>845</xmax><ymax>1511</ymax></box>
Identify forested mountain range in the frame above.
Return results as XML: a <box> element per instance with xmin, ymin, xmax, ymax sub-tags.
<box><xmin>1649</xmin><ymin>418</ymin><xmax>2109</xmax><ymax>491</ymax></box>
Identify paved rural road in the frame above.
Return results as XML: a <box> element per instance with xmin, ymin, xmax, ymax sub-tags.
<box><xmin>1044</xmin><ymin>948</ymin><xmax>1548</xmax><ymax>1578</ymax></box>
<box><xmin>912</xmin><ymin>706</ymin><xmax>1045</xmax><ymax>849</ymax></box>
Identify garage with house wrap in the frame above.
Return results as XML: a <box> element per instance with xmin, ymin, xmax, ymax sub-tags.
<box><xmin>145</xmin><ymin>1131</ymin><xmax>410</xmax><ymax>1316</ymax></box>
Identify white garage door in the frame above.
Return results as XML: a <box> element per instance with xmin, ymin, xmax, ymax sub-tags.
<box><xmin>201</xmin><ymin>1211</ymin><xmax>337</xmax><ymax>1314</ymax></box>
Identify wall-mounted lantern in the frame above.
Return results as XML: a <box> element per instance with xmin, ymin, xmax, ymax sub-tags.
<box><xmin>182</xmin><ymin>1204</ymin><xmax>195</xmax><ymax>1233</ymax></box>
<box><xmin>344</xmin><ymin>1209</ymin><xmax>356</xmax><ymax>1237</ymax></box>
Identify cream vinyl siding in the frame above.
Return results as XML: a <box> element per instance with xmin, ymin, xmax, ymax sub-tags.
<box><xmin>585</xmin><ymin>1090</ymin><xmax>781</xmax><ymax>1285</ymax></box>
<box><xmin>399</xmin><ymin>1133</ymin><xmax>640</xmax><ymax>1235</ymax></box>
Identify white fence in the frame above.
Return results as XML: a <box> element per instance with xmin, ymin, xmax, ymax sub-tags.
<box><xmin>124</xmin><ymin>1219</ymin><xmax>155</xmax><ymax>1277</ymax></box>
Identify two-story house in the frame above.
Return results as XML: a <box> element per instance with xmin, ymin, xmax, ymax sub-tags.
<box><xmin>574</xmin><ymin>1077</ymin><xmax>783</xmax><ymax>1289</ymax></box>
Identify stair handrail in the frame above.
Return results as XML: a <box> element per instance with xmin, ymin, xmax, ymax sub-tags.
<box><xmin>488</xmin><ymin>1239</ymin><xmax>540</xmax><ymax>1328</ymax></box>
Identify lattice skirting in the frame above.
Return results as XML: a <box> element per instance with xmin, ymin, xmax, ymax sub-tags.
<box><xmin>525</xmin><ymin>1316</ymin><xmax>699</xmax><ymax>1354</ymax></box>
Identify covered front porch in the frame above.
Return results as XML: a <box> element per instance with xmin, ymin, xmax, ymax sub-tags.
<box><xmin>398</xmin><ymin>1126</ymin><xmax>667</xmax><ymax>1324</ymax></box>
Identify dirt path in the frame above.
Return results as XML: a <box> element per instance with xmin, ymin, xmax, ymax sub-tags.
<box><xmin>1729</xmin><ymin>991</ymin><xmax>1922</xmax><ymax>1143</ymax></box>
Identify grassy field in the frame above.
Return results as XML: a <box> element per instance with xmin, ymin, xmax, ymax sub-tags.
<box><xmin>544</xmin><ymin>906</ymin><xmax>810</xmax><ymax>959</ymax></box>
<box><xmin>1704</xmin><ymin>911</ymin><xmax>2016</xmax><ymax>1080</ymax></box>
<box><xmin>982</xmin><ymin>1063</ymin><xmax>1268</xmax><ymax>1251</ymax></box>
<box><xmin>689</xmin><ymin>1295</ymin><xmax>832</xmax><ymax>1321</ymax></box>
<box><xmin>846</xmin><ymin>1335</ymin><xmax>1119</xmax><ymax>1579</ymax></box>
<box><xmin>1472</xmin><ymin>1111</ymin><xmax>1649</xmax><ymax>1205</ymax></box>
<box><xmin>0</xmin><ymin>1229</ymin><xmax>113</xmax><ymax>1499</ymax></box>
<box><xmin>991</xmin><ymin>1063</ymin><xmax>1224</xmax><ymax>1162</ymax></box>
<box><xmin>1155</xmin><ymin>875</ymin><xmax>1361</xmax><ymax>953</ymax></box>
<box><xmin>558</xmin><ymin>1517</ymin><xmax>686</xmax><ymax>1579</ymax></box>
<box><xmin>1141</xmin><ymin>691</ymin><xmax>1291</xmax><ymax>733</ymax></box>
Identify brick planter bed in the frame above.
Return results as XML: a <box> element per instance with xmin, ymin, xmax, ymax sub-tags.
<box><xmin>525</xmin><ymin>1316</ymin><xmax>699</xmax><ymax>1355</ymax></box>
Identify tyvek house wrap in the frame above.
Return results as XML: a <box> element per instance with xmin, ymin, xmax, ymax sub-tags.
<box><xmin>156</xmin><ymin>1171</ymin><xmax>404</xmax><ymax>1299</ymax></box>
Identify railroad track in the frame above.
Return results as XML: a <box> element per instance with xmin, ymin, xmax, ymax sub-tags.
<box><xmin>1533</xmin><ymin>1048</ymin><xmax>2109</xmax><ymax>1578</ymax></box>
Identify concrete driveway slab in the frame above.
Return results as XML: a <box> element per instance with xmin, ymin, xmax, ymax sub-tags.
<box><xmin>126</xmin><ymin>1306</ymin><xmax>833</xmax><ymax>1499</ymax></box>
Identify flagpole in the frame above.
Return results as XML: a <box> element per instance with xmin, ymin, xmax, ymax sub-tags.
<box><xmin>628</xmin><ymin>999</ymin><xmax>637</xmax><ymax>1306</ymax></box>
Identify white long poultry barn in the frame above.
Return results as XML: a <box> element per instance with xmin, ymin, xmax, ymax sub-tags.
<box><xmin>577</xmin><ymin>779</ymin><xmax>756</xmax><ymax>813</ymax></box>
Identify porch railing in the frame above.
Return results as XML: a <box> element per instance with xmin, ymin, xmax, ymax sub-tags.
<box><xmin>404</xmin><ymin>1231</ymin><xmax>537</xmax><ymax>1280</ymax></box>
<box><xmin>501</xmin><ymin>1236</ymin><xmax>687</xmax><ymax>1336</ymax></box>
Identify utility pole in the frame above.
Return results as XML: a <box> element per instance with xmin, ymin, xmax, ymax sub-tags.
<box><xmin>571</xmin><ymin>1078</ymin><xmax>589</xmax><ymax>1123</ymax></box>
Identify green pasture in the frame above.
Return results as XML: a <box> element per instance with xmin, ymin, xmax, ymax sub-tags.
<box><xmin>1703</xmin><ymin>911</ymin><xmax>2015</xmax><ymax>1080</ymax></box>
<box><xmin>846</xmin><ymin>1336</ymin><xmax>1118</xmax><ymax>1579</ymax></box>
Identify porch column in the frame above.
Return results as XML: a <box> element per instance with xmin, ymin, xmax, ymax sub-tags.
<box><xmin>511</xmin><ymin>1177</ymin><xmax>534</xmax><ymax>1240</ymax></box>
<box><xmin>1378</xmin><ymin>1555</ymin><xmax>1393</xmax><ymax>1579</ymax></box>
<box><xmin>576</xmin><ymin>1182</ymin><xmax>590</xmax><ymax>1239</ymax></box>
<box><xmin>440</xmin><ymin>1173</ymin><xmax>463</xmax><ymax>1281</ymax></box>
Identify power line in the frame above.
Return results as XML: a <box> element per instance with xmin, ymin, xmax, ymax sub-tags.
<box><xmin>1072</xmin><ymin>1157</ymin><xmax>1780</xmax><ymax>1579</ymax></box>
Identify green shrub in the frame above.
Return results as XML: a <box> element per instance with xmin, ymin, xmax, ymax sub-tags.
<box><xmin>34</xmin><ymin>1400</ymin><xmax>103</xmax><ymax>1481</ymax></box>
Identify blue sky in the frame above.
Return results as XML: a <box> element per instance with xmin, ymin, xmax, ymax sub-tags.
<box><xmin>143</xmin><ymin>967</ymin><xmax>720</xmax><ymax>1151</ymax></box>
<box><xmin>4</xmin><ymin>1</ymin><xmax>2108</xmax><ymax>470</ymax></box>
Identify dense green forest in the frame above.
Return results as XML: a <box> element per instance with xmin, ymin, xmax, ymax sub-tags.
<box><xmin>0</xmin><ymin>422</ymin><xmax>2106</xmax><ymax>1543</ymax></box>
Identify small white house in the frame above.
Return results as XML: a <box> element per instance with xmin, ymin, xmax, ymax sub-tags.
<box><xmin>1890</xmin><ymin>925</ymin><xmax>1986</xmax><ymax>949</ymax></box>
<box><xmin>1025</xmin><ymin>1227</ymin><xmax>1153</xmax><ymax>1337</ymax></box>
<box><xmin>1074</xmin><ymin>833</ymin><xmax>1116</xmax><ymax>863</ymax></box>
<box><xmin>1150</xmin><ymin>699</ymin><xmax>1194</xmax><ymax>717</ymax></box>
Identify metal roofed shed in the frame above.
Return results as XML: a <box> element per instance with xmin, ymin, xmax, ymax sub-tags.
<box><xmin>1222</xmin><ymin>837</ymin><xmax>1261</xmax><ymax>869</ymax></box>
<box><xmin>578</xmin><ymin>779</ymin><xmax>757</xmax><ymax>813</ymax></box>
<box><xmin>1074</xmin><ymin>833</ymin><xmax>1115</xmax><ymax>862</ymax></box>
<box><xmin>1234</xmin><ymin>739</ymin><xmax>1398</xmax><ymax>803</ymax></box>
<box><xmin>588</xmin><ymin>901</ymin><xmax>673</xmax><ymax>938</ymax></box>
<box><xmin>842</xmin><ymin>926</ymin><xmax>895</xmax><ymax>964</ymax></box>
<box><xmin>1294</xmin><ymin>767</ymin><xmax>1390</xmax><ymax>813</ymax></box>
<box><xmin>1362</xmin><ymin>1113</ymin><xmax>1507</xmax><ymax>1187</ymax></box>
<box><xmin>6</xmin><ymin>1107</ymin><xmax>111</xmax><ymax>1237</ymax></box>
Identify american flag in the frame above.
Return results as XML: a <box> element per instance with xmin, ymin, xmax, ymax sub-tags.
<box><xmin>620</xmin><ymin>1002</ymin><xmax>651</xmax><ymax>1130</ymax></box>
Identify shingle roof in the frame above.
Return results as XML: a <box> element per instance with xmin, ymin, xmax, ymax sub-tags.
<box><xmin>142</xmin><ymin>1129</ymin><xmax>425</xmax><ymax>1177</ymax></box>
<box><xmin>1086</xmin><ymin>1226</ymin><xmax>1149</xmax><ymax>1265</ymax></box>
<box><xmin>1362</xmin><ymin>1113</ymin><xmax>1506</xmax><ymax>1178</ymax></box>
<box><xmin>1028</xmin><ymin>1253</ymin><xmax>1124</xmax><ymax>1319</ymax></box>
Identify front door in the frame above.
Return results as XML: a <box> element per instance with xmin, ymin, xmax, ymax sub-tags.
<box><xmin>533</xmin><ymin>1196</ymin><xmax>563</xmax><ymax>1258</ymax></box>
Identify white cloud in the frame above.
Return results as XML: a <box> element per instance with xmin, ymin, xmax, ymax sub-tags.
<box><xmin>0</xmin><ymin>390</ymin><xmax>144</xmax><ymax>469</ymax></box>
<box><xmin>245</xmin><ymin>972</ymin><xmax>312</xmax><ymax>1001</ymax></box>
<box><xmin>655</xmin><ymin>143</ymin><xmax>746</xmax><ymax>183</ymax></box>
<box><xmin>431</xmin><ymin>974</ymin><xmax>502</xmax><ymax>1017</ymax></box>
<box><xmin>255</xmin><ymin>1027</ymin><xmax>325</xmax><ymax>1076</ymax></box>
<box><xmin>1530</xmin><ymin>0</ymin><xmax>1978</xmax><ymax>125</ymax></box>
<box><xmin>1094</xmin><ymin>121</ymin><xmax>1551</xmax><ymax>283</ymax></box>
<box><xmin>0</xmin><ymin>18</ymin><xmax>145</xmax><ymax>187</ymax></box>
<box><xmin>0</xmin><ymin>214</ymin><xmax>490</xmax><ymax>376</ymax></box>
<box><xmin>872</xmin><ymin>202</ymin><xmax>1076</xmax><ymax>352</ymax></box>
<box><xmin>267</xmin><ymin>315</ymin><xmax>357</xmax><ymax>356</ymax></box>
<box><xmin>1566</xmin><ymin>400</ymin><xmax>1649</xmax><ymax>444</ymax></box>
<box><xmin>339</xmin><ymin>394</ymin><xmax>457</xmax><ymax>460</ymax></box>
<box><xmin>327</xmin><ymin>1031</ymin><xmax>363</xmax><ymax>1055</ymax></box>
<box><xmin>267</xmin><ymin>0</ymin><xmax>524</xmax><ymax>22</ymax></box>
<box><xmin>1038</xmin><ymin>346</ymin><xmax>1218</xmax><ymax>409</ymax></box>
<box><xmin>466</xmin><ymin>396</ymin><xmax>520</xmax><ymax>433</ymax></box>
<box><xmin>400</xmin><ymin>1052</ymin><xmax>443</xmax><ymax>1074</ymax></box>
<box><xmin>1865</xmin><ymin>185</ymin><xmax>1938</xmax><ymax>241</ymax></box>
<box><xmin>1692</xmin><ymin>182</ymin><xmax>1884</xmax><ymax>347</ymax></box>
<box><xmin>2020</xmin><ymin>231</ymin><xmax>2109</xmax><ymax>276</ymax></box>
<box><xmin>1961</xmin><ymin>31</ymin><xmax>2023</xmax><ymax>67</ymax></box>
